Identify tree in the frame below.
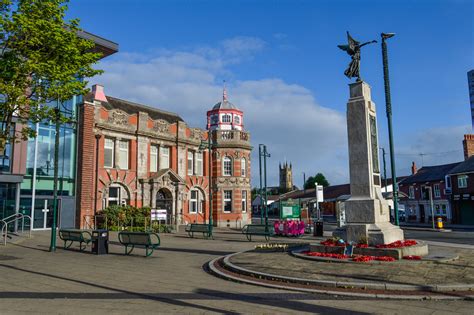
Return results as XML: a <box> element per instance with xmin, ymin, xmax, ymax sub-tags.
<box><xmin>0</xmin><ymin>0</ymin><xmax>103</xmax><ymax>152</ymax></box>
<box><xmin>304</xmin><ymin>173</ymin><xmax>330</xmax><ymax>189</ymax></box>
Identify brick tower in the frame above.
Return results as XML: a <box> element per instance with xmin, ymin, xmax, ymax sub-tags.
<box><xmin>207</xmin><ymin>87</ymin><xmax>252</xmax><ymax>228</ymax></box>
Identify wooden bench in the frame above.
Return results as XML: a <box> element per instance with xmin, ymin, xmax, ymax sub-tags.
<box><xmin>118</xmin><ymin>231</ymin><xmax>161</xmax><ymax>257</ymax></box>
<box><xmin>185</xmin><ymin>223</ymin><xmax>212</xmax><ymax>239</ymax></box>
<box><xmin>59</xmin><ymin>229</ymin><xmax>92</xmax><ymax>251</ymax></box>
<box><xmin>242</xmin><ymin>224</ymin><xmax>273</xmax><ymax>241</ymax></box>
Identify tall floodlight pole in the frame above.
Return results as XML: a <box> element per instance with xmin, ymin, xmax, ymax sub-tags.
<box><xmin>381</xmin><ymin>32</ymin><xmax>400</xmax><ymax>226</ymax></box>
<box><xmin>258</xmin><ymin>144</ymin><xmax>263</xmax><ymax>224</ymax></box>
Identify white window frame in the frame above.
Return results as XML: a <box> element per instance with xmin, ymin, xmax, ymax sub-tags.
<box><xmin>222</xmin><ymin>114</ymin><xmax>231</xmax><ymax>123</ymax></box>
<box><xmin>150</xmin><ymin>145</ymin><xmax>158</xmax><ymax>172</ymax></box>
<box><xmin>159</xmin><ymin>146</ymin><xmax>170</xmax><ymax>169</ymax></box>
<box><xmin>189</xmin><ymin>189</ymin><xmax>199</xmax><ymax>214</ymax></box>
<box><xmin>409</xmin><ymin>186</ymin><xmax>415</xmax><ymax>199</ymax></box>
<box><xmin>223</xmin><ymin>190</ymin><xmax>232</xmax><ymax>213</ymax></box>
<box><xmin>241</xmin><ymin>158</ymin><xmax>246</xmax><ymax>177</ymax></box>
<box><xmin>223</xmin><ymin>156</ymin><xmax>232</xmax><ymax>176</ymax></box>
<box><xmin>458</xmin><ymin>175</ymin><xmax>468</xmax><ymax>188</ymax></box>
<box><xmin>195</xmin><ymin>152</ymin><xmax>203</xmax><ymax>176</ymax></box>
<box><xmin>104</xmin><ymin>138</ymin><xmax>114</xmax><ymax>168</ymax></box>
<box><xmin>234</xmin><ymin>115</ymin><xmax>240</xmax><ymax>125</ymax></box>
<box><xmin>118</xmin><ymin>140</ymin><xmax>129</xmax><ymax>170</ymax></box>
<box><xmin>108</xmin><ymin>186</ymin><xmax>120</xmax><ymax>206</ymax></box>
<box><xmin>242</xmin><ymin>190</ymin><xmax>247</xmax><ymax>213</ymax></box>
<box><xmin>433</xmin><ymin>184</ymin><xmax>441</xmax><ymax>198</ymax></box>
<box><xmin>187</xmin><ymin>150</ymin><xmax>194</xmax><ymax>176</ymax></box>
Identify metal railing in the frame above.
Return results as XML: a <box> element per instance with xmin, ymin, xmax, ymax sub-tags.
<box><xmin>1</xmin><ymin>213</ymin><xmax>32</xmax><ymax>246</ymax></box>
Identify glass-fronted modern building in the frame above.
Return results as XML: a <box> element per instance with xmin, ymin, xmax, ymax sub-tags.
<box><xmin>0</xmin><ymin>31</ymin><xmax>118</xmax><ymax>230</ymax></box>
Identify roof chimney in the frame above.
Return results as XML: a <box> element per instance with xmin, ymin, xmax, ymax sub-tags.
<box><xmin>411</xmin><ymin>161</ymin><xmax>417</xmax><ymax>175</ymax></box>
<box><xmin>463</xmin><ymin>134</ymin><xmax>474</xmax><ymax>160</ymax></box>
<box><xmin>91</xmin><ymin>84</ymin><xmax>107</xmax><ymax>102</ymax></box>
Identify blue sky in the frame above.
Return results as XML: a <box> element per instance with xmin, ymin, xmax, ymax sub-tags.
<box><xmin>68</xmin><ymin>0</ymin><xmax>473</xmax><ymax>186</ymax></box>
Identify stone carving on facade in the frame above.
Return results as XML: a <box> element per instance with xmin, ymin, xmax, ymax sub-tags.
<box><xmin>153</xmin><ymin>119</ymin><xmax>169</xmax><ymax>133</ymax></box>
<box><xmin>108</xmin><ymin>110</ymin><xmax>129</xmax><ymax>125</ymax></box>
<box><xmin>213</xmin><ymin>151</ymin><xmax>220</xmax><ymax>159</ymax></box>
<box><xmin>234</xmin><ymin>151</ymin><xmax>240</xmax><ymax>159</ymax></box>
<box><xmin>162</xmin><ymin>174</ymin><xmax>171</xmax><ymax>187</ymax></box>
<box><xmin>190</xmin><ymin>128</ymin><xmax>203</xmax><ymax>141</ymax></box>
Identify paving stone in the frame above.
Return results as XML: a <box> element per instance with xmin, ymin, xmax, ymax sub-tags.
<box><xmin>0</xmin><ymin>230</ymin><xmax>472</xmax><ymax>314</ymax></box>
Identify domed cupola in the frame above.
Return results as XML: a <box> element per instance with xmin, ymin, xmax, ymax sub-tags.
<box><xmin>207</xmin><ymin>86</ymin><xmax>244</xmax><ymax>131</ymax></box>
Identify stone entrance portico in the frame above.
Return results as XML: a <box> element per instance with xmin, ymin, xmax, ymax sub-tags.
<box><xmin>140</xmin><ymin>168</ymin><xmax>185</xmax><ymax>225</ymax></box>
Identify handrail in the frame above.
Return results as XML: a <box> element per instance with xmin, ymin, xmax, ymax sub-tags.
<box><xmin>1</xmin><ymin>213</ymin><xmax>32</xmax><ymax>246</ymax></box>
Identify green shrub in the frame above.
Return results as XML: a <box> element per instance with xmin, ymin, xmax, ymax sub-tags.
<box><xmin>97</xmin><ymin>205</ymin><xmax>172</xmax><ymax>233</ymax></box>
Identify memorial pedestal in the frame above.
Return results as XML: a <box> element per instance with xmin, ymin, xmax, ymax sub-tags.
<box><xmin>333</xmin><ymin>81</ymin><xmax>404</xmax><ymax>246</ymax></box>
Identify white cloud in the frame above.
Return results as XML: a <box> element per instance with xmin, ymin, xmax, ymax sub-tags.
<box><xmin>92</xmin><ymin>36</ymin><xmax>349</xmax><ymax>186</ymax></box>
<box><xmin>391</xmin><ymin>125</ymin><xmax>469</xmax><ymax>176</ymax></box>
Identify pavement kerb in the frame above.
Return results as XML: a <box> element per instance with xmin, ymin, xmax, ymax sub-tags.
<box><xmin>221</xmin><ymin>250</ymin><xmax>474</xmax><ymax>292</ymax></box>
<box><xmin>208</xmin><ymin>256</ymin><xmax>474</xmax><ymax>300</ymax></box>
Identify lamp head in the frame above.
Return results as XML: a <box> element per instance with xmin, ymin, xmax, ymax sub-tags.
<box><xmin>381</xmin><ymin>33</ymin><xmax>395</xmax><ymax>39</ymax></box>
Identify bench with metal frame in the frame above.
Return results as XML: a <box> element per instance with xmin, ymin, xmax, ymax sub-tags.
<box><xmin>242</xmin><ymin>224</ymin><xmax>273</xmax><ymax>241</ymax></box>
<box><xmin>185</xmin><ymin>223</ymin><xmax>212</xmax><ymax>239</ymax></box>
<box><xmin>118</xmin><ymin>231</ymin><xmax>161</xmax><ymax>257</ymax></box>
<box><xmin>58</xmin><ymin>229</ymin><xmax>92</xmax><ymax>251</ymax></box>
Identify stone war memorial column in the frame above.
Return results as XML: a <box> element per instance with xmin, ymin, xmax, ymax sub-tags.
<box><xmin>333</xmin><ymin>80</ymin><xmax>404</xmax><ymax>245</ymax></box>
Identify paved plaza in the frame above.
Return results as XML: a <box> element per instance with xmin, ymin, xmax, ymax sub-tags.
<box><xmin>0</xmin><ymin>229</ymin><xmax>473</xmax><ymax>314</ymax></box>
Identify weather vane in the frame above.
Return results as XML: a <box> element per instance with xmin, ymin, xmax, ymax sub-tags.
<box><xmin>338</xmin><ymin>31</ymin><xmax>377</xmax><ymax>81</ymax></box>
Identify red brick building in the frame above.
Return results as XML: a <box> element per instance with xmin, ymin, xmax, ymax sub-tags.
<box><xmin>448</xmin><ymin>135</ymin><xmax>474</xmax><ymax>224</ymax></box>
<box><xmin>76</xmin><ymin>85</ymin><xmax>252</xmax><ymax>229</ymax></box>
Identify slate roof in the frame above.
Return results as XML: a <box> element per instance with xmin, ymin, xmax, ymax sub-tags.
<box><xmin>212</xmin><ymin>100</ymin><xmax>239</xmax><ymax>110</ymax></box>
<box><xmin>447</xmin><ymin>155</ymin><xmax>474</xmax><ymax>175</ymax></box>
<box><xmin>279</xmin><ymin>184</ymin><xmax>351</xmax><ymax>202</ymax></box>
<box><xmin>399</xmin><ymin>162</ymin><xmax>461</xmax><ymax>185</ymax></box>
<box><xmin>85</xmin><ymin>93</ymin><xmax>184</xmax><ymax>124</ymax></box>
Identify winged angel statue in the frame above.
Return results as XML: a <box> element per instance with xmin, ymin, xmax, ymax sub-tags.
<box><xmin>338</xmin><ymin>32</ymin><xmax>377</xmax><ymax>81</ymax></box>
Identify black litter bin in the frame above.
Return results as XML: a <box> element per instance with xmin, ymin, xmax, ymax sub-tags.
<box><xmin>313</xmin><ymin>220</ymin><xmax>324</xmax><ymax>237</ymax></box>
<box><xmin>91</xmin><ymin>229</ymin><xmax>109</xmax><ymax>255</ymax></box>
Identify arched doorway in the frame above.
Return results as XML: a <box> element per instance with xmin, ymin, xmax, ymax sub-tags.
<box><xmin>156</xmin><ymin>188</ymin><xmax>173</xmax><ymax>225</ymax></box>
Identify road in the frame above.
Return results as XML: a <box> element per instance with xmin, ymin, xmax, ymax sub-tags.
<box><xmin>322</xmin><ymin>223</ymin><xmax>474</xmax><ymax>245</ymax></box>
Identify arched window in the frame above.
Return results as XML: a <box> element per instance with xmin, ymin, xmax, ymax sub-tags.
<box><xmin>241</xmin><ymin>158</ymin><xmax>246</xmax><ymax>177</ymax></box>
<box><xmin>222</xmin><ymin>114</ymin><xmax>231</xmax><ymax>123</ymax></box>
<box><xmin>223</xmin><ymin>156</ymin><xmax>232</xmax><ymax>176</ymax></box>
<box><xmin>105</xmin><ymin>183</ymin><xmax>129</xmax><ymax>208</ymax></box>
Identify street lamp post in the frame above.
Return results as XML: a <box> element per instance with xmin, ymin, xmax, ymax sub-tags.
<box><xmin>262</xmin><ymin>145</ymin><xmax>270</xmax><ymax>231</ymax></box>
<box><xmin>200</xmin><ymin>135</ymin><xmax>214</xmax><ymax>237</ymax></box>
<box><xmin>49</xmin><ymin>107</ymin><xmax>60</xmax><ymax>252</ymax></box>
<box><xmin>258</xmin><ymin>145</ymin><xmax>263</xmax><ymax>224</ymax></box>
<box><xmin>426</xmin><ymin>185</ymin><xmax>435</xmax><ymax>230</ymax></box>
<box><xmin>381</xmin><ymin>32</ymin><xmax>400</xmax><ymax>226</ymax></box>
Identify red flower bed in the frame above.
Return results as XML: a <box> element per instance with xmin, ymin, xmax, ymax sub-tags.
<box><xmin>303</xmin><ymin>251</ymin><xmax>349</xmax><ymax>259</ymax></box>
<box><xmin>356</xmin><ymin>243</ymin><xmax>368</xmax><ymax>248</ymax></box>
<box><xmin>375</xmin><ymin>240</ymin><xmax>417</xmax><ymax>248</ymax></box>
<box><xmin>403</xmin><ymin>255</ymin><xmax>422</xmax><ymax>260</ymax></box>
<box><xmin>320</xmin><ymin>239</ymin><xmax>346</xmax><ymax>247</ymax></box>
<box><xmin>352</xmin><ymin>255</ymin><xmax>396</xmax><ymax>262</ymax></box>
